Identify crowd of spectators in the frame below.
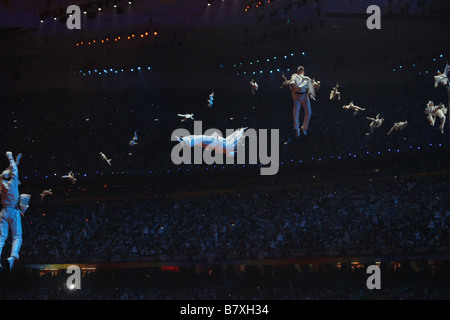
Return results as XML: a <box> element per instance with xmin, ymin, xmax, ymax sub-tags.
<box><xmin>11</xmin><ymin>171</ymin><xmax>449</xmax><ymax>265</ymax></box>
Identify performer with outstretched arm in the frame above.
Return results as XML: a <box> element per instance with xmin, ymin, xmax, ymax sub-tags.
<box><xmin>343</xmin><ymin>101</ymin><xmax>365</xmax><ymax>116</ymax></box>
<box><xmin>281</xmin><ymin>66</ymin><xmax>315</xmax><ymax>137</ymax></box>
<box><xmin>0</xmin><ymin>152</ymin><xmax>30</xmax><ymax>271</ymax></box>
<box><xmin>387</xmin><ymin>121</ymin><xmax>408</xmax><ymax>135</ymax></box>
<box><xmin>366</xmin><ymin>114</ymin><xmax>384</xmax><ymax>135</ymax></box>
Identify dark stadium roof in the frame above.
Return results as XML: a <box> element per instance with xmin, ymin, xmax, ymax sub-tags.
<box><xmin>1</xmin><ymin>0</ymin><xmax>449</xmax><ymax>39</ymax></box>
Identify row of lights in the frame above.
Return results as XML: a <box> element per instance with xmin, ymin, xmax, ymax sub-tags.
<box><xmin>21</xmin><ymin>142</ymin><xmax>445</xmax><ymax>179</ymax></box>
<box><xmin>39</xmin><ymin>0</ymin><xmax>134</xmax><ymax>23</ymax></box>
<box><xmin>233</xmin><ymin>51</ymin><xmax>306</xmax><ymax>76</ymax></box>
<box><xmin>206</xmin><ymin>0</ymin><xmax>279</xmax><ymax>11</ymax></box>
<box><xmin>233</xmin><ymin>51</ymin><xmax>305</xmax><ymax>67</ymax></box>
<box><xmin>73</xmin><ymin>66</ymin><xmax>151</xmax><ymax>76</ymax></box>
<box><xmin>244</xmin><ymin>0</ymin><xmax>273</xmax><ymax>12</ymax></box>
<box><xmin>244</xmin><ymin>0</ymin><xmax>310</xmax><ymax>12</ymax></box>
<box><xmin>76</xmin><ymin>30</ymin><xmax>158</xmax><ymax>47</ymax></box>
<box><xmin>392</xmin><ymin>54</ymin><xmax>445</xmax><ymax>74</ymax></box>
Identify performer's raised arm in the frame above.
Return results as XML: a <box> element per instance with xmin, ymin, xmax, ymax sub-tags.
<box><xmin>3</xmin><ymin>152</ymin><xmax>19</xmax><ymax>189</ymax></box>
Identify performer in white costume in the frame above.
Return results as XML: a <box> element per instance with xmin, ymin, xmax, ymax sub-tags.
<box><xmin>343</xmin><ymin>101</ymin><xmax>365</xmax><ymax>116</ymax></box>
<box><xmin>100</xmin><ymin>152</ymin><xmax>112</xmax><ymax>166</ymax></box>
<box><xmin>434</xmin><ymin>61</ymin><xmax>450</xmax><ymax>125</ymax></box>
<box><xmin>40</xmin><ymin>189</ymin><xmax>53</xmax><ymax>200</ymax></box>
<box><xmin>207</xmin><ymin>92</ymin><xmax>214</xmax><ymax>108</ymax></box>
<box><xmin>177</xmin><ymin>113</ymin><xmax>195</xmax><ymax>122</ymax></box>
<box><xmin>387</xmin><ymin>121</ymin><xmax>408</xmax><ymax>135</ymax></box>
<box><xmin>62</xmin><ymin>171</ymin><xmax>77</xmax><ymax>184</ymax></box>
<box><xmin>425</xmin><ymin>101</ymin><xmax>447</xmax><ymax>134</ymax></box>
<box><xmin>129</xmin><ymin>131</ymin><xmax>138</xmax><ymax>147</ymax></box>
<box><xmin>434</xmin><ymin>61</ymin><xmax>449</xmax><ymax>88</ymax></box>
<box><xmin>175</xmin><ymin>127</ymin><xmax>247</xmax><ymax>157</ymax></box>
<box><xmin>281</xmin><ymin>66</ymin><xmax>315</xmax><ymax>137</ymax></box>
<box><xmin>0</xmin><ymin>152</ymin><xmax>30</xmax><ymax>271</ymax></box>
<box><xmin>250</xmin><ymin>79</ymin><xmax>258</xmax><ymax>95</ymax></box>
<box><xmin>330</xmin><ymin>83</ymin><xmax>341</xmax><ymax>101</ymax></box>
<box><xmin>425</xmin><ymin>100</ymin><xmax>435</xmax><ymax>123</ymax></box>
<box><xmin>366</xmin><ymin>114</ymin><xmax>384</xmax><ymax>135</ymax></box>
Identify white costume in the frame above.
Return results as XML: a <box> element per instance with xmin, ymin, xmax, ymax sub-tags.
<box><xmin>0</xmin><ymin>152</ymin><xmax>30</xmax><ymax>271</ymax></box>
<box><xmin>250</xmin><ymin>79</ymin><xmax>258</xmax><ymax>95</ymax></box>
<box><xmin>129</xmin><ymin>131</ymin><xmax>138</xmax><ymax>147</ymax></box>
<box><xmin>330</xmin><ymin>83</ymin><xmax>341</xmax><ymax>100</ymax></box>
<box><xmin>425</xmin><ymin>101</ymin><xmax>447</xmax><ymax>134</ymax></box>
<box><xmin>177</xmin><ymin>113</ymin><xmax>195</xmax><ymax>122</ymax></box>
<box><xmin>175</xmin><ymin>127</ymin><xmax>247</xmax><ymax>157</ymax></box>
<box><xmin>366</xmin><ymin>114</ymin><xmax>384</xmax><ymax>134</ymax></box>
<box><xmin>207</xmin><ymin>92</ymin><xmax>214</xmax><ymax>108</ymax></box>
<box><xmin>343</xmin><ymin>101</ymin><xmax>365</xmax><ymax>116</ymax></box>
<box><xmin>100</xmin><ymin>152</ymin><xmax>112</xmax><ymax>166</ymax></box>
<box><xmin>434</xmin><ymin>62</ymin><xmax>450</xmax><ymax>125</ymax></box>
<box><xmin>62</xmin><ymin>171</ymin><xmax>77</xmax><ymax>184</ymax></box>
<box><xmin>40</xmin><ymin>189</ymin><xmax>53</xmax><ymax>200</ymax></box>
<box><xmin>434</xmin><ymin>62</ymin><xmax>449</xmax><ymax>88</ymax></box>
<box><xmin>387</xmin><ymin>121</ymin><xmax>408</xmax><ymax>135</ymax></box>
<box><xmin>282</xmin><ymin>67</ymin><xmax>315</xmax><ymax>137</ymax></box>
